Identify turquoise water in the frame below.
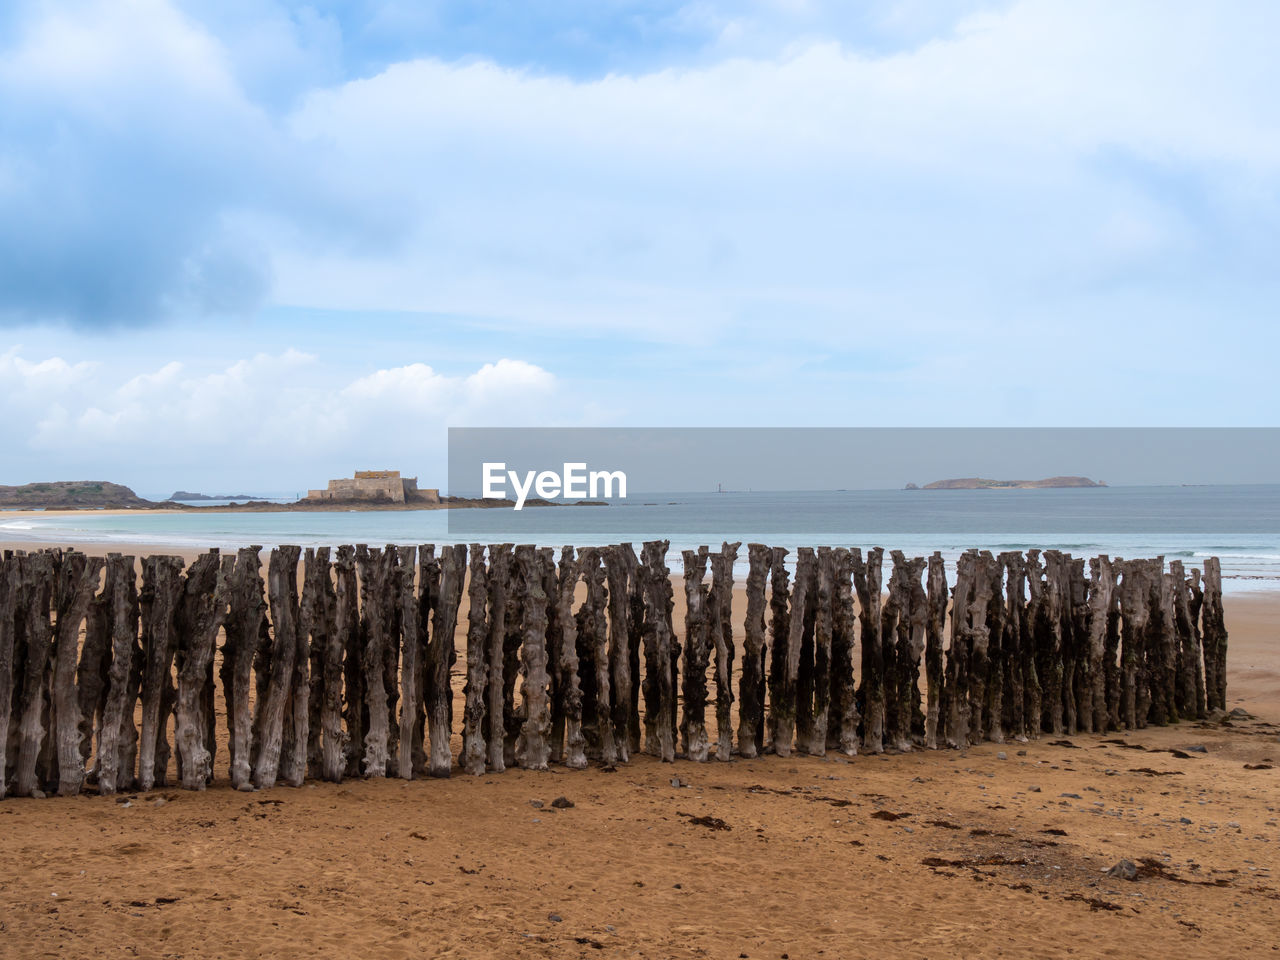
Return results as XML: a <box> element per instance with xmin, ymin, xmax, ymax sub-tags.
<box><xmin>3</xmin><ymin>485</ymin><xmax>1278</xmax><ymax>591</ymax></box>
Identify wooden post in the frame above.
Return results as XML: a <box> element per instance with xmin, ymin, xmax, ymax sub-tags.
<box><xmin>773</xmin><ymin>547</ymin><xmax>813</xmax><ymax>757</ymax></box>
<box><xmin>997</xmin><ymin>552</ymin><xmax>1026</xmax><ymax>742</ymax></box>
<box><xmin>965</xmin><ymin>551</ymin><xmax>996</xmax><ymax>744</ymax></box>
<box><xmin>1086</xmin><ymin>556</ymin><xmax>1115</xmax><ymax>733</ymax></box>
<box><xmin>890</xmin><ymin>552</ymin><xmax>928</xmax><ymax>751</ymax></box>
<box><xmin>138</xmin><ymin>555</ymin><xmax>183</xmax><ymax>792</ymax></box>
<box><xmin>852</xmin><ymin>547</ymin><xmax>885</xmax><ymax>754</ymax></box>
<box><xmin>514</xmin><ymin>544</ymin><xmax>551</xmax><ymax>769</ymax></box>
<box><xmin>924</xmin><ymin>552</ymin><xmax>948</xmax><ymax>749</ymax></box>
<box><xmin>641</xmin><ymin>540</ymin><xmax>676</xmax><ymax>762</ymax></box>
<box><xmin>355</xmin><ymin>546</ymin><xmax>393</xmax><ymax>777</ymax></box>
<box><xmin>680</xmin><ymin>547</ymin><xmax>711</xmax><ymax>761</ymax></box>
<box><xmin>76</xmin><ymin>555</ymin><xmax>115</xmax><ymax>785</ymax></box>
<box><xmin>252</xmin><ymin>545</ymin><xmax>302</xmax><ymax>789</ymax></box>
<box><xmin>303</xmin><ymin>548</ymin><xmax>343</xmax><ymax>782</ymax></box>
<box><xmin>943</xmin><ymin>551</ymin><xmax>974</xmax><ymax>748</ymax></box>
<box><xmin>793</xmin><ymin>549</ymin><xmax>817</xmax><ymax>755</ymax></box>
<box><xmin>174</xmin><ymin>552</ymin><xmax>228</xmax><ymax>789</ymax></box>
<box><xmin>766</xmin><ymin>547</ymin><xmax>791</xmax><ymax>755</ymax></box>
<box><xmin>0</xmin><ymin>554</ymin><xmax>18</xmax><ymax>799</ymax></box>
<box><xmin>541</xmin><ymin>548</ymin><xmax>564</xmax><ymax>764</ymax></box>
<box><xmin>1201</xmin><ymin>556</ymin><xmax>1227</xmax><ymax>711</ymax></box>
<box><xmin>603</xmin><ymin>545</ymin><xmax>633</xmax><ymax>762</ymax></box>
<box><xmin>555</xmin><ymin>547</ymin><xmax>587</xmax><ymax>769</ymax></box>
<box><xmin>1170</xmin><ymin>560</ymin><xmax>1205</xmax><ymax>719</ymax></box>
<box><xmin>394</xmin><ymin>545</ymin><xmax>421</xmax><ymax>780</ymax></box>
<box><xmin>461</xmin><ymin>544</ymin><xmax>489</xmax><ymax>776</ymax></box>
<box><xmin>738</xmin><ymin>543</ymin><xmax>771</xmax><ymax>758</ymax></box>
<box><xmin>623</xmin><ymin>543</ymin><xmax>644</xmax><ymax>757</ymax></box>
<box><xmin>1039</xmin><ymin>550</ymin><xmax>1066</xmax><ymax>736</ymax></box>
<box><xmin>97</xmin><ymin>554</ymin><xmax>140</xmax><ymax>794</ymax></box>
<box><xmin>52</xmin><ymin>552</ymin><xmax>104</xmax><ymax>795</ymax></box>
<box><xmin>1023</xmin><ymin>550</ymin><xmax>1044</xmax><ymax>737</ymax></box>
<box><xmin>415</xmin><ymin>546</ymin><xmax>440</xmax><ymax>777</ymax></box>
<box><xmin>14</xmin><ymin>552</ymin><xmax>56</xmax><ymax>796</ymax></box>
<box><xmin>427</xmin><ymin>545</ymin><xmax>466</xmax><ymax>777</ymax></box>
<box><xmin>807</xmin><ymin>547</ymin><xmax>834</xmax><ymax>756</ymax></box>
<box><xmin>586</xmin><ymin>549</ymin><xmax>615</xmax><ymax>765</ymax></box>
<box><xmin>1118</xmin><ymin>559</ymin><xmax>1150</xmax><ymax>729</ymax></box>
<box><xmin>334</xmin><ymin>546</ymin><xmax>363</xmax><ymax>779</ymax></box>
<box><xmin>711</xmin><ymin>541</ymin><xmax>740</xmax><ymax>761</ymax></box>
<box><xmin>485</xmin><ymin>544</ymin><xmax>512</xmax><ymax>772</ymax></box>
<box><xmin>980</xmin><ymin>551</ymin><xmax>1005</xmax><ymax>744</ymax></box>
<box><xmin>830</xmin><ymin>548</ymin><xmax>860</xmax><ymax>756</ymax></box>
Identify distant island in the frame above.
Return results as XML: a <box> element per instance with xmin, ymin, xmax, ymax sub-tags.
<box><xmin>0</xmin><ymin>481</ymin><xmax>153</xmax><ymax>509</ymax></box>
<box><xmin>169</xmin><ymin>490</ymin><xmax>257</xmax><ymax>502</ymax></box>
<box><xmin>910</xmin><ymin>476</ymin><xmax>1105</xmax><ymax>490</ymax></box>
<box><xmin>2</xmin><ymin>472</ymin><xmax>602</xmax><ymax>512</ymax></box>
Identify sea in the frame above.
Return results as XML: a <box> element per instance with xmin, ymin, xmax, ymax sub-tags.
<box><xmin>2</xmin><ymin>485</ymin><xmax>1279</xmax><ymax>593</ymax></box>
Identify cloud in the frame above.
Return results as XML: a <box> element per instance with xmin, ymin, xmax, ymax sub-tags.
<box><xmin>0</xmin><ymin>347</ymin><xmax>560</xmax><ymax>489</ymax></box>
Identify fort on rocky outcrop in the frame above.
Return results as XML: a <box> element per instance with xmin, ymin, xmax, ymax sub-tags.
<box><xmin>305</xmin><ymin>470</ymin><xmax>439</xmax><ymax>504</ymax></box>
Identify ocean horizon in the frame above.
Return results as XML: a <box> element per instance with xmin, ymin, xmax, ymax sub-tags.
<box><xmin>3</xmin><ymin>485</ymin><xmax>1277</xmax><ymax>593</ymax></box>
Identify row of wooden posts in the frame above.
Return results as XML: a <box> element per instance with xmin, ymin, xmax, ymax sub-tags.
<box><xmin>0</xmin><ymin>543</ymin><xmax>1227</xmax><ymax>797</ymax></box>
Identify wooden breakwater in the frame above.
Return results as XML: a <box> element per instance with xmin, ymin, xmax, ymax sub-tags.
<box><xmin>0</xmin><ymin>544</ymin><xmax>1227</xmax><ymax>797</ymax></box>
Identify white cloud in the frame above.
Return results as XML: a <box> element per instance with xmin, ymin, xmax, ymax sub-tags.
<box><xmin>0</xmin><ymin>347</ymin><xmax>561</xmax><ymax>489</ymax></box>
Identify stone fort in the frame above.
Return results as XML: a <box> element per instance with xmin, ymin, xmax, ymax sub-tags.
<box><xmin>306</xmin><ymin>470</ymin><xmax>440</xmax><ymax>504</ymax></box>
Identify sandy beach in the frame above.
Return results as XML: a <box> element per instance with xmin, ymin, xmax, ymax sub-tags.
<box><xmin>0</xmin><ymin>539</ymin><xmax>1276</xmax><ymax>959</ymax></box>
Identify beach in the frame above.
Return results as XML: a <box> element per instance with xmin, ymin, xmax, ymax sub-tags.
<box><xmin>0</xmin><ymin>537</ymin><xmax>1276</xmax><ymax>958</ymax></box>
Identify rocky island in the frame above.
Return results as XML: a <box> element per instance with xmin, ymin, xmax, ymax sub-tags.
<box><xmin>912</xmin><ymin>476</ymin><xmax>1105</xmax><ymax>490</ymax></box>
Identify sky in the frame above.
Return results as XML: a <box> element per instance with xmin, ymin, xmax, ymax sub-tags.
<box><xmin>2</xmin><ymin>0</ymin><xmax>1278</xmax><ymax>496</ymax></box>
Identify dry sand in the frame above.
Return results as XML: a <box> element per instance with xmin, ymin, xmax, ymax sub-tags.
<box><xmin>1</xmin><ymin>540</ymin><xmax>1277</xmax><ymax>959</ymax></box>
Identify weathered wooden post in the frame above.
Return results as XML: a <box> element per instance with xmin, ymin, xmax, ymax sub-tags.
<box><xmin>335</xmin><ymin>545</ymin><xmax>363</xmax><ymax>779</ymax></box>
<box><xmin>774</xmin><ymin>547</ymin><xmax>814</xmax><ymax>756</ymax></box>
<box><xmin>541</xmin><ymin>549</ymin><xmax>564</xmax><ymax>764</ymax></box>
<box><xmin>485</xmin><ymin>543</ymin><xmax>512</xmax><ymax>772</ymax></box>
<box><xmin>355</xmin><ymin>546</ymin><xmax>394</xmax><ymax>777</ymax></box>
<box><xmin>51</xmin><ymin>551</ymin><xmax>104</xmax><ymax>795</ymax></box>
<box><xmin>807</xmin><ymin>546</ymin><xmax>834</xmax><ymax>757</ymax></box>
<box><xmin>554</xmin><ymin>547</ymin><xmax>587</xmax><ymax>769</ymax></box>
<box><xmin>396</xmin><ymin>545</ymin><xmax>422</xmax><ymax>780</ymax></box>
<box><xmin>738</xmin><ymin>543</ymin><xmax>771</xmax><ymax>758</ymax></box>
<box><xmin>890</xmin><ymin>552</ymin><xmax>927</xmax><ymax>751</ymax></box>
<box><xmin>980</xmin><ymin>551</ymin><xmax>1005</xmax><ymax>743</ymax></box>
<box><xmin>1086</xmin><ymin>556</ymin><xmax>1115</xmax><ymax>733</ymax></box>
<box><xmin>1040</xmin><ymin>550</ymin><xmax>1067</xmax><ymax>736</ymax></box>
<box><xmin>680</xmin><ymin>547</ymin><xmax>712</xmax><ymax>761</ymax></box>
<box><xmin>97</xmin><ymin>554</ymin><xmax>140</xmax><ymax>794</ymax></box>
<box><xmin>623</xmin><ymin>543</ymin><xmax>644</xmax><ymax>756</ymax></box>
<box><xmin>766</xmin><ymin>547</ymin><xmax>791</xmax><ymax>755</ymax></box>
<box><xmin>964</xmin><ymin>551</ymin><xmax>997</xmax><ymax>744</ymax></box>
<box><xmin>1201</xmin><ymin>557</ymin><xmax>1227</xmax><ymax>711</ymax></box>
<box><xmin>76</xmin><ymin>555</ymin><xmax>115</xmax><ymax>784</ymax></box>
<box><xmin>943</xmin><ymin>551</ymin><xmax>974</xmax><ymax>748</ymax></box>
<box><xmin>0</xmin><ymin>554</ymin><xmax>18</xmax><ymax>798</ymax></box>
<box><xmin>252</xmin><ymin>545</ymin><xmax>302</xmax><ymax>789</ymax></box>
<box><xmin>924</xmin><ymin>552</ymin><xmax>948</xmax><ymax>749</ymax></box>
<box><xmin>174</xmin><ymin>551</ymin><xmax>228</xmax><ymax>790</ymax></box>
<box><xmin>302</xmin><ymin>548</ymin><xmax>344</xmax><ymax>782</ymax></box>
<box><xmin>14</xmin><ymin>552</ymin><xmax>56</xmax><ymax>796</ymax></box>
<box><xmin>1169</xmin><ymin>560</ymin><xmax>1205</xmax><ymax>719</ymax></box>
<box><xmin>711</xmin><ymin>541</ymin><xmax>740</xmax><ymax>761</ymax></box>
<box><xmin>641</xmin><ymin>540</ymin><xmax>676</xmax><ymax>762</ymax></box>
<box><xmin>1118</xmin><ymin>559</ymin><xmax>1150</xmax><ymax>729</ymax></box>
<box><xmin>603</xmin><ymin>545</ymin><xmax>633</xmax><ymax>762</ymax></box>
<box><xmin>415</xmin><ymin>546</ymin><xmax>440</xmax><ymax>776</ymax></box>
<box><xmin>852</xmin><ymin>547</ymin><xmax>884</xmax><ymax>754</ymax></box>
<box><xmin>514</xmin><ymin>544</ymin><xmax>551</xmax><ymax>769</ymax></box>
<box><xmin>139</xmin><ymin>555</ymin><xmax>183</xmax><ymax>791</ymax></box>
<box><xmin>830</xmin><ymin>548</ymin><xmax>860</xmax><ymax>756</ymax></box>
<box><xmin>1023</xmin><ymin>550</ymin><xmax>1045</xmax><ymax>737</ymax></box>
<box><xmin>461</xmin><ymin>544</ymin><xmax>489</xmax><ymax>776</ymax></box>
<box><xmin>792</xmin><ymin>549</ymin><xmax>817</xmax><ymax>755</ymax></box>
<box><xmin>428</xmin><ymin>544</ymin><xmax>466</xmax><ymax>777</ymax></box>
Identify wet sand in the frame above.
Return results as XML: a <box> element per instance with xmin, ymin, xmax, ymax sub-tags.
<box><xmin>0</xmin><ymin>541</ymin><xmax>1276</xmax><ymax>959</ymax></box>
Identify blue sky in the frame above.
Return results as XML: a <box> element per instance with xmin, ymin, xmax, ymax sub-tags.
<box><xmin>2</xmin><ymin>0</ymin><xmax>1278</xmax><ymax>494</ymax></box>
